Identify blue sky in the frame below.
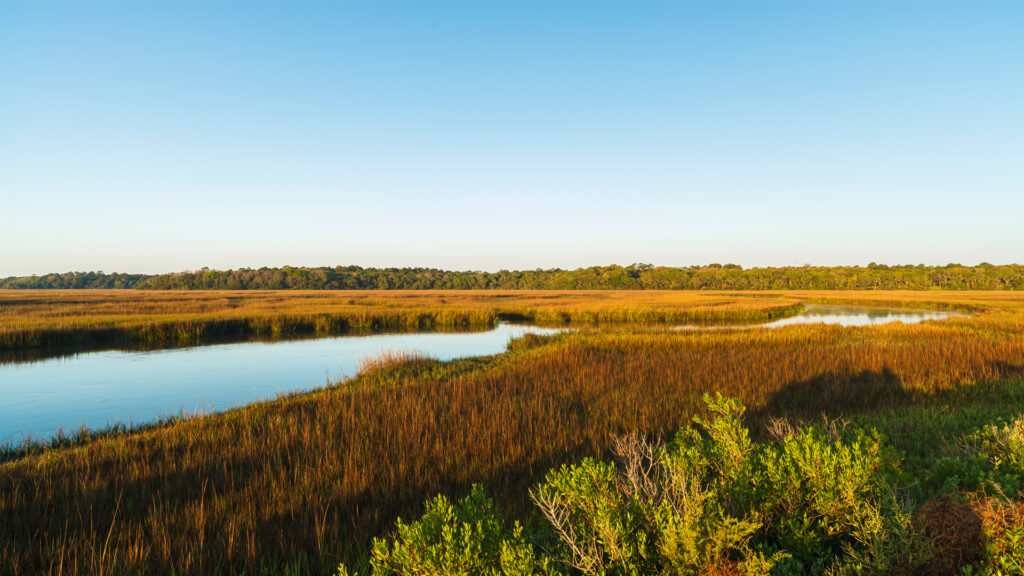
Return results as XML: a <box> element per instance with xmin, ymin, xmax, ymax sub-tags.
<box><xmin>1</xmin><ymin>1</ymin><xmax>1022</xmax><ymax>276</ymax></box>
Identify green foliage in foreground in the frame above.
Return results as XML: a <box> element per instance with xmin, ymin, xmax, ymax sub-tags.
<box><xmin>344</xmin><ymin>395</ymin><xmax>1024</xmax><ymax>576</ymax></box>
<box><xmin>3</xmin><ymin>262</ymin><xmax>1022</xmax><ymax>290</ymax></box>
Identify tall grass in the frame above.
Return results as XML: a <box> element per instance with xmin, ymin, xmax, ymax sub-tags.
<box><xmin>1</xmin><ymin>291</ymin><xmax>1022</xmax><ymax>574</ymax></box>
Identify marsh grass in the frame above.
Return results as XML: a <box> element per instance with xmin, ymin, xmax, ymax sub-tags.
<box><xmin>1</xmin><ymin>291</ymin><xmax>1022</xmax><ymax>574</ymax></box>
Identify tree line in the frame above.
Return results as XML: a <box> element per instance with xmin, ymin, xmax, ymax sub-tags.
<box><xmin>2</xmin><ymin>263</ymin><xmax>1021</xmax><ymax>290</ymax></box>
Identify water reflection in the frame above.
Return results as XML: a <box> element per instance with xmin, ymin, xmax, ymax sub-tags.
<box><xmin>759</xmin><ymin>305</ymin><xmax>965</xmax><ymax>328</ymax></box>
<box><xmin>672</xmin><ymin>304</ymin><xmax>965</xmax><ymax>331</ymax></box>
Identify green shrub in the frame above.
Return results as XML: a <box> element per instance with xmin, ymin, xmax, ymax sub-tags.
<box><xmin>978</xmin><ymin>417</ymin><xmax>1024</xmax><ymax>486</ymax></box>
<box><xmin>753</xmin><ymin>426</ymin><xmax>885</xmax><ymax>569</ymax></box>
<box><xmin>929</xmin><ymin>415</ymin><xmax>1024</xmax><ymax>497</ymax></box>
<box><xmin>529</xmin><ymin>393</ymin><xmax>782</xmax><ymax>575</ymax></box>
<box><xmin>339</xmin><ymin>485</ymin><xmax>556</xmax><ymax>576</ymax></box>
<box><xmin>531</xmin><ymin>458</ymin><xmax>652</xmax><ymax>574</ymax></box>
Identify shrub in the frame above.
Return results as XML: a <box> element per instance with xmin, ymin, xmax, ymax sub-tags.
<box><xmin>341</xmin><ymin>485</ymin><xmax>556</xmax><ymax>576</ymax></box>
<box><xmin>753</xmin><ymin>426</ymin><xmax>885</xmax><ymax>569</ymax></box>
<box><xmin>931</xmin><ymin>415</ymin><xmax>1024</xmax><ymax>496</ymax></box>
<box><xmin>529</xmin><ymin>393</ymin><xmax>782</xmax><ymax>576</ymax></box>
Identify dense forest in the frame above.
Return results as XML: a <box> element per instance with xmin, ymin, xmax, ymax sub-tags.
<box><xmin>0</xmin><ymin>271</ymin><xmax>150</xmax><ymax>290</ymax></box>
<box><xmin>2</xmin><ymin>263</ymin><xmax>1022</xmax><ymax>290</ymax></box>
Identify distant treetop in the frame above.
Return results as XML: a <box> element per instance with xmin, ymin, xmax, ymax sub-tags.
<box><xmin>2</xmin><ymin>264</ymin><xmax>1021</xmax><ymax>290</ymax></box>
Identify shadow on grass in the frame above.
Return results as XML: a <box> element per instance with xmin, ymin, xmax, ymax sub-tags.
<box><xmin>746</xmin><ymin>367</ymin><xmax>911</xmax><ymax>429</ymax></box>
<box><xmin>746</xmin><ymin>363</ymin><xmax>1023</xmax><ymax>433</ymax></box>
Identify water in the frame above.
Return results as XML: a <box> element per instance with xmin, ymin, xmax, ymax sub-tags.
<box><xmin>0</xmin><ymin>305</ymin><xmax>964</xmax><ymax>443</ymax></box>
<box><xmin>0</xmin><ymin>324</ymin><xmax>560</xmax><ymax>443</ymax></box>
<box><xmin>673</xmin><ymin>304</ymin><xmax>964</xmax><ymax>332</ymax></box>
<box><xmin>759</xmin><ymin>304</ymin><xmax>964</xmax><ymax>328</ymax></box>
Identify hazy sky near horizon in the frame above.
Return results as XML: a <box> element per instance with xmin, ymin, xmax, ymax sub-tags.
<box><xmin>1</xmin><ymin>1</ymin><xmax>1022</xmax><ymax>276</ymax></box>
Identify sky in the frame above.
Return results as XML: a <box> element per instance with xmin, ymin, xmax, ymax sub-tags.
<box><xmin>1</xmin><ymin>1</ymin><xmax>1022</xmax><ymax>276</ymax></box>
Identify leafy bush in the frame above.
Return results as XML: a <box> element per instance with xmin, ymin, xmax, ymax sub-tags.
<box><xmin>929</xmin><ymin>415</ymin><xmax>1024</xmax><ymax>497</ymax></box>
<box><xmin>979</xmin><ymin>417</ymin><xmax>1024</xmax><ymax>481</ymax></box>
<box><xmin>753</xmin><ymin>426</ymin><xmax>886</xmax><ymax>570</ymax></box>
<box><xmin>346</xmin><ymin>485</ymin><xmax>556</xmax><ymax>576</ymax></box>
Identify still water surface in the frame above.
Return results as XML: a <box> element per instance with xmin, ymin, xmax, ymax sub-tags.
<box><xmin>758</xmin><ymin>304</ymin><xmax>964</xmax><ymax>328</ymax></box>
<box><xmin>0</xmin><ymin>305</ymin><xmax>963</xmax><ymax>442</ymax></box>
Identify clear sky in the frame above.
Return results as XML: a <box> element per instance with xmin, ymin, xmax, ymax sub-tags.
<box><xmin>1</xmin><ymin>1</ymin><xmax>1022</xmax><ymax>276</ymax></box>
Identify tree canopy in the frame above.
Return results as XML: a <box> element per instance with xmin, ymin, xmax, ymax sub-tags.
<box><xmin>2</xmin><ymin>263</ymin><xmax>1021</xmax><ymax>290</ymax></box>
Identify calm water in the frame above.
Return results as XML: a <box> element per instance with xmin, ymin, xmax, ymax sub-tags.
<box><xmin>0</xmin><ymin>324</ymin><xmax>561</xmax><ymax>443</ymax></box>
<box><xmin>759</xmin><ymin>304</ymin><xmax>964</xmax><ymax>328</ymax></box>
<box><xmin>674</xmin><ymin>304</ymin><xmax>964</xmax><ymax>331</ymax></box>
<box><xmin>0</xmin><ymin>305</ymin><xmax>963</xmax><ymax>443</ymax></box>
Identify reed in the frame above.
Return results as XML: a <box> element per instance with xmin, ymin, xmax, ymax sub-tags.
<box><xmin>1</xmin><ymin>291</ymin><xmax>1022</xmax><ymax>575</ymax></box>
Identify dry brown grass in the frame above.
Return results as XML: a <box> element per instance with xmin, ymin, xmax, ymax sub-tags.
<box><xmin>915</xmin><ymin>493</ymin><xmax>985</xmax><ymax>575</ymax></box>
